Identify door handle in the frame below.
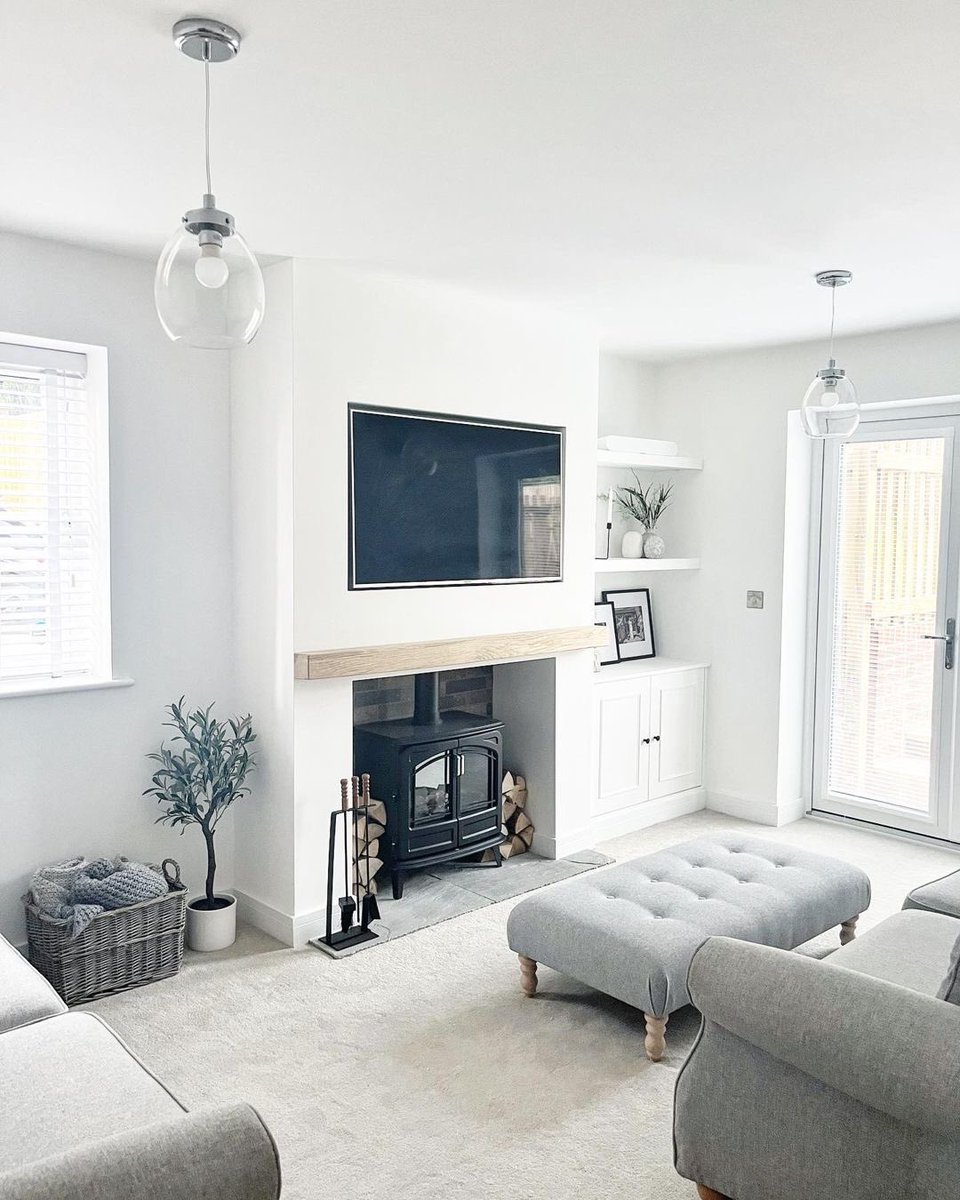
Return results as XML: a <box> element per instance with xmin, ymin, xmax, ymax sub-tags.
<box><xmin>457</xmin><ymin>753</ymin><xmax>465</xmax><ymax>776</ymax></box>
<box><xmin>923</xmin><ymin>617</ymin><xmax>955</xmax><ymax>670</ymax></box>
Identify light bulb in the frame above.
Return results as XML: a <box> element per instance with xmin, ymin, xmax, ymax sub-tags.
<box><xmin>194</xmin><ymin>244</ymin><xmax>229</xmax><ymax>289</ymax></box>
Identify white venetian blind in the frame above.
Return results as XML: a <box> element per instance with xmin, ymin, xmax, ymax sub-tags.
<box><xmin>519</xmin><ymin>476</ymin><xmax>562</xmax><ymax>578</ymax></box>
<box><xmin>0</xmin><ymin>340</ymin><xmax>110</xmax><ymax>686</ymax></box>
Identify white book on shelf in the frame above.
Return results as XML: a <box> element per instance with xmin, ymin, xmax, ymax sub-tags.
<box><xmin>597</xmin><ymin>435</ymin><xmax>679</xmax><ymax>456</ymax></box>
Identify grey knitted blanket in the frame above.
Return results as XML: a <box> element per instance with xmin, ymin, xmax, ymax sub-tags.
<box><xmin>27</xmin><ymin>856</ymin><xmax>167</xmax><ymax>938</ymax></box>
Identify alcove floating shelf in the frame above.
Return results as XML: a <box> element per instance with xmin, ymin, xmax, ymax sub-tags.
<box><xmin>596</xmin><ymin>450</ymin><xmax>703</xmax><ymax>472</ymax></box>
<box><xmin>594</xmin><ymin>557</ymin><xmax>701</xmax><ymax>573</ymax></box>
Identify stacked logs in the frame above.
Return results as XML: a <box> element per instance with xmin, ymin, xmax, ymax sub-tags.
<box><xmin>483</xmin><ymin>771</ymin><xmax>533</xmax><ymax>861</ymax></box>
<box><xmin>501</xmin><ymin>772</ymin><xmax>534</xmax><ymax>856</ymax></box>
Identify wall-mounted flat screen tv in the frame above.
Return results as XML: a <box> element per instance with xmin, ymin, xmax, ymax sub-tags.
<box><xmin>349</xmin><ymin>405</ymin><xmax>564</xmax><ymax>589</ymax></box>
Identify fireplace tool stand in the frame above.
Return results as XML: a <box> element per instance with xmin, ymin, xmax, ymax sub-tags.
<box><xmin>312</xmin><ymin>773</ymin><xmax>381</xmax><ymax>956</ymax></box>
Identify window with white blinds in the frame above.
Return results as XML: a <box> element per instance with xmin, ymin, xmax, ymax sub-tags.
<box><xmin>519</xmin><ymin>476</ymin><xmax>562</xmax><ymax>578</ymax></box>
<box><xmin>0</xmin><ymin>337</ymin><xmax>111</xmax><ymax>689</ymax></box>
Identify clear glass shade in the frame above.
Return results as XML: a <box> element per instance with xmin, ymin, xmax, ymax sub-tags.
<box><xmin>154</xmin><ymin>226</ymin><xmax>265</xmax><ymax>348</ymax></box>
<box><xmin>800</xmin><ymin>371</ymin><xmax>860</xmax><ymax>440</ymax></box>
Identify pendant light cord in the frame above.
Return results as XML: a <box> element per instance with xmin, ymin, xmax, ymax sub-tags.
<box><xmin>828</xmin><ymin>284</ymin><xmax>836</xmax><ymax>362</ymax></box>
<box><xmin>203</xmin><ymin>48</ymin><xmax>213</xmax><ymax>196</ymax></box>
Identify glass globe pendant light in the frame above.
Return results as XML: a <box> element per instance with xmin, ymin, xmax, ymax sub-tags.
<box><xmin>154</xmin><ymin>19</ymin><xmax>265</xmax><ymax>348</ymax></box>
<box><xmin>800</xmin><ymin>269</ymin><xmax>859</xmax><ymax>439</ymax></box>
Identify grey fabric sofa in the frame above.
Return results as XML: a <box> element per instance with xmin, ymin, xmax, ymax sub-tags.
<box><xmin>0</xmin><ymin>933</ymin><xmax>281</xmax><ymax>1200</ymax></box>
<box><xmin>904</xmin><ymin>866</ymin><xmax>960</xmax><ymax>919</ymax></box>
<box><xmin>673</xmin><ymin>909</ymin><xmax>960</xmax><ymax>1200</ymax></box>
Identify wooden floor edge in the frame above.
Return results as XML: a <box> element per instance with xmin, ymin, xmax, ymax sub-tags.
<box><xmin>294</xmin><ymin>624</ymin><xmax>607</xmax><ymax>680</ymax></box>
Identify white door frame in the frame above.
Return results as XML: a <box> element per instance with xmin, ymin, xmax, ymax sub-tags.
<box><xmin>807</xmin><ymin>399</ymin><xmax>960</xmax><ymax>843</ymax></box>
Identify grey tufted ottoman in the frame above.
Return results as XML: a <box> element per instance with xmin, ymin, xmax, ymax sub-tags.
<box><xmin>506</xmin><ymin>833</ymin><xmax>871</xmax><ymax>1061</ymax></box>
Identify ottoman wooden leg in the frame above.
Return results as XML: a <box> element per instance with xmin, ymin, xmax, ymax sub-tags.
<box><xmin>840</xmin><ymin>915</ymin><xmax>859</xmax><ymax>945</ymax></box>
<box><xmin>643</xmin><ymin>1012</ymin><xmax>668</xmax><ymax>1062</ymax></box>
<box><xmin>518</xmin><ymin>954</ymin><xmax>538</xmax><ymax>996</ymax></box>
<box><xmin>696</xmin><ymin>1186</ymin><xmax>730</xmax><ymax>1200</ymax></box>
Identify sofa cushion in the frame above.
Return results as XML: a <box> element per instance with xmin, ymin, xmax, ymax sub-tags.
<box><xmin>0</xmin><ymin>936</ymin><xmax>66</xmax><ymax>1032</ymax></box>
<box><xmin>903</xmin><ymin>868</ymin><xmax>960</xmax><ymax>919</ymax></box>
<box><xmin>0</xmin><ymin>1012</ymin><xmax>186</xmax><ymax>1171</ymax></box>
<box><xmin>937</xmin><ymin>933</ymin><xmax>960</xmax><ymax>1004</ymax></box>
<box><xmin>829</xmin><ymin>909</ymin><xmax>959</xmax><ymax>997</ymax></box>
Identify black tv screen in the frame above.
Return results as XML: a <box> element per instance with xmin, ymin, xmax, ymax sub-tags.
<box><xmin>349</xmin><ymin>406</ymin><xmax>564</xmax><ymax>589</ymax></box>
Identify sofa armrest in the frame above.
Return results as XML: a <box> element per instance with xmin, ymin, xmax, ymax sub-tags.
<box><xmin>0</xmin><ymin>1102</ymin><xmax>281</xmax><ymax>1200</ymax></box>
<box><xmin>0</xmin><ymin>937</ymin><xmax>67</xmax><ymax>1032</ymax></box>
<box><xmin>688</xmin><ymin>936</ymin><xmax>960</xmax><ymax>1137</ymax></box>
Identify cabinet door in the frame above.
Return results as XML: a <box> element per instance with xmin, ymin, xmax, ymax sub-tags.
<box><xmin>593</xmin><ymin>677</ymin><xmax>652</xmax><ymax>815</ymax></box>
<box><xmin>649</xmin><ymin>670</ymin><xmax>704</xmax><ymax>799</ymax></box>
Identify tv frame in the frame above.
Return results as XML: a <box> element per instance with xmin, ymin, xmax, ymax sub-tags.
<box><xmin>347</xmin><ymin>403</ymin><xmax>565</xmax><ymax>591</ymax></box>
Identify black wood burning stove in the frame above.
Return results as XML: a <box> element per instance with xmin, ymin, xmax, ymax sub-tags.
<box><xmin>353</xmin><ymin>672</ymin><xmax>504</xmax><ymax>899</ymax></box>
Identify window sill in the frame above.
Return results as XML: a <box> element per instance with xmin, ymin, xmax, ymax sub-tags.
<box><xmin>0</xmin><ymin>676</ymin><xmax>134</xmax><ymax>700</ymax></box>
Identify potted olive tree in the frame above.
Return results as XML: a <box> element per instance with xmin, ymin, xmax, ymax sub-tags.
<box><xmin>144</xmin><ymin>699</ymin><xmax>256</xmax><ymax>951</ymax></box>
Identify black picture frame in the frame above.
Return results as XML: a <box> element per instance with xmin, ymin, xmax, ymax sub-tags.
<box><xmin>602</xmin><ymin>587</ymin><xmax>656</xmax><ymax>660</ymax></box>
<box><xmin>593</xmin><ymin>601</ymin><xmax>620</xmax><ymax>666</ymax></box>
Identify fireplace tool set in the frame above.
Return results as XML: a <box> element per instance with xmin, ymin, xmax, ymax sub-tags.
<box><xmin>315</xmin><ymin>774</ymin><xmax>382</xmax><ymax>954</ymax></box>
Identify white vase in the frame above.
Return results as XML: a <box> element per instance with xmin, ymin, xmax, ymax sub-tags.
<box><xmin>186</xmin><ymin>894</ymin><xmax>237</xmax><ymax>952</ymax></box>
<box><xmin>643</xmin><ymin>530</ymin><xmax>665</xmax><ymax>559</ymax></box>
<box><xmin>621</xmin><ymin>530</ymin><xmax>645</xmax><ymax>559</ymax></box>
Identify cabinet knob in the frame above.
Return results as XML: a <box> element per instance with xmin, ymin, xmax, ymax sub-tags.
<box><xmin>652</xmin><ymin>735</ymin><xmax>661</xmax><ymax>742</ymax></box>
<box><xmin>642</xmin><ymin>737</ymin><xmax>650</xmax><ymax>745</ymax></box>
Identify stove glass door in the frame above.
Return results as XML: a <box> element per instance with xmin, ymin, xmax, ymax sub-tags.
<box><xmin>411</xmin><ymin>749</ymin><xmax>453</xmax><ymax>826</ymax></box>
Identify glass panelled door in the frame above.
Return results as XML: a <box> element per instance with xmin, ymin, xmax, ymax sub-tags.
<box><xmin>457</xmin><ymin>743</ymin><xmax>498</xmax><ymax>816</ymax></box>
<box><xmin>812</xmin><ymin>413</ymin><xmax>960</xmax><ymax>839</ymax></box>
<box><xmin>410</xmin><ymin>748</ymin><xmax>453</xmax><ymax>827</ymax></box>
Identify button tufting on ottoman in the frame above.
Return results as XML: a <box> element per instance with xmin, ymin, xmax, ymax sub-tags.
<box><xmin>507</xmin><ymin>833</ymin><xmax>870</xmax><ymax>1062</ymax></box>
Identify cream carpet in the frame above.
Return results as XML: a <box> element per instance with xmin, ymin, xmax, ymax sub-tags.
<box><xmin>88</xmin><ymin>812</ymin><xmax>960</xmax><ymax>1200</ymax></box>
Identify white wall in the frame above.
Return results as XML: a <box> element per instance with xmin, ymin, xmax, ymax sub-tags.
<box><xmin>601</xmin><ymin>322</ymin><xmax>960</xmax><ymax>822</ymax></box>
<box><xmin>229</xmin><ymin>261</ymin><xmax>296</xmax><ymax>935</ymax></box>
<box><xmin>0</xmin><ymin>232</ymin><xmax>234</xmax><ymax>943</ymax></box>
<box><xmin>289</xmin><ymin>264</ymin><xmax>599</xmax><ymax>926</ymax></box>
<box><xmin>598</xmin><ymin>355</ymin><xmax>659</xmax><ymax>439</ymax></box>
<box><xmin>229</xmin><ymin>263</ymin><xmax>600</xmax><ymax>940</ymax></box>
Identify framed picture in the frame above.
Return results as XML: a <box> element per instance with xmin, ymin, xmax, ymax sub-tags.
<box><xmin>603</xmin><ymin>587</ymin><xmax>656</xmax><ymax>660</ymax></box>
<box><xmin>593</xmin><ymin>601</ymin><xmax>620</xmax><ymax>666</ymax></box>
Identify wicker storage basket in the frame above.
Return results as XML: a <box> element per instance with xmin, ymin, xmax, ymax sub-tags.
<box><xmin>24</xmin><ymin>859</ymin><xmax>186</xmax><ymax>1005</ymax></box>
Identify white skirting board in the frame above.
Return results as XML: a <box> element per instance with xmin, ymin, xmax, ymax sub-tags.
<box><xmin>235</xmin><ymin>889</ymin><xmax>338</xmax><ymax>949</ymax></box>
<box><xmin>533</xmin><ymin>788</ymin><xmax>707</xmax><ymax>859</ymax></box>
<box><xmin>705</xmin><ymin>792</ymin><xmax>807</xmax><ymax>827</ymax></box>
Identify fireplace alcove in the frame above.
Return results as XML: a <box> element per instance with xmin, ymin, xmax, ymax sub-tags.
<box><xmin>353</xmin><ymin>672</ymin><xmax>505</xmax><ymax>899</ymax></box>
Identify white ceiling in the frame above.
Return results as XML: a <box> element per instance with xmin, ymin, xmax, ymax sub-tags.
<box><xmin>5</xmin><ymin>1</ymin><xmax>960</xmax><ymax>357</ymax></box>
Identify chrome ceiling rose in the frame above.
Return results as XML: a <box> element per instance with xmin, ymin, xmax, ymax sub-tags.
<box><xmin>815</xmin><ymin>269</ymin><xmax>853</xmax><ymax>289</ymax></box>
<box><xmin>173</xmin><ymin>18</ymin><xmax>241</xmax><ymax>63</ymax></box>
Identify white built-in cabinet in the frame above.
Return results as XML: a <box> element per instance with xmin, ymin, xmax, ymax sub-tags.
<box><xmin>592</xmin><ymin>659</ymin><xmax>706</xmax><ymax>822</ymax></box>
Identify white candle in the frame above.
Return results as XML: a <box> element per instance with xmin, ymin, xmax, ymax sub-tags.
<box><xmin>606</xmin><ymin>489</ymin><xmax>614</xmax><ymax>525</ymax></box>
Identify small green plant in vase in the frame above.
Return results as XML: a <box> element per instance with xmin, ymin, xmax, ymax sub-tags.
<box><xmin>614</xmin><ymin>475</ymin><xmax>673</xmax><ymax>559</ymax></box>
<box><xmin>144</xmin><ymin>699</ymin><xmax>256</xmax><ymax>952</ymax></box>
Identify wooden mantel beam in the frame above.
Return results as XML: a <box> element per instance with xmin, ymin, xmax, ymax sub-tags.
<box><xmin>294</xmin><ymin>625</ymin><xmax>607</xmax><ymax>681</ymax></box>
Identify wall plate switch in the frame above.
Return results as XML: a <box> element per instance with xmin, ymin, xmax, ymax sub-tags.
<box><xmin>746</xmin><ymin>590</ymin><xmax>764</xmax><ymax>609</ymax></box>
